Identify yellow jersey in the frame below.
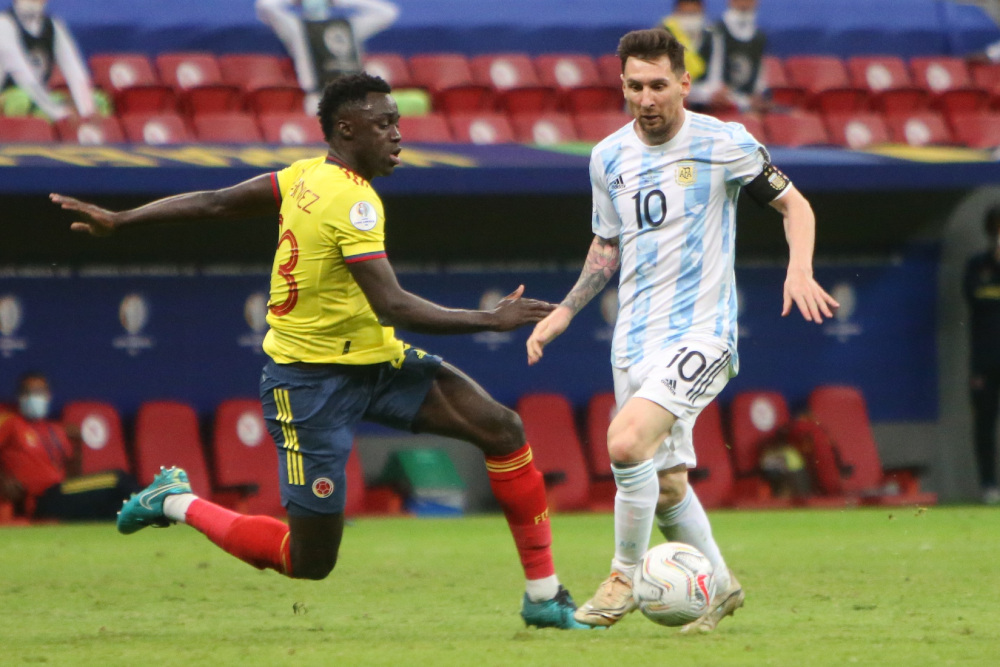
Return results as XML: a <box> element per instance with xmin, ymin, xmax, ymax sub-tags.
<box><xmin>262</xmin><ymin>155</ymin><xmax>405</xmax><ymax>365</ymax></box>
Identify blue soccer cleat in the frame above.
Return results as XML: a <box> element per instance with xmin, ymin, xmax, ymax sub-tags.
<box><xmin>117</xmin><ymin>466</ymin><xmax>192</xmax><ymax>535</ymax></box>
<box><xmin>521</xmin><ymin>586</ymin><xmax>598</xmax><ymax>630</ymax></box>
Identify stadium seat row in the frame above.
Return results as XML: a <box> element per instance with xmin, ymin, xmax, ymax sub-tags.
<box><xmin>516</xmin><ymin>385</ymin><xmax>937</xmax><ymax>512</ymax></box>
<box><xmin>765</xmin><ymin>54</ymin><xmax>1000</xmax><ymax>115</ymax></box>
<box><xmin>50</xmin><ymin>399</ymin><xmax>402</xmax><ymax>520</ymax></box>
<box><xmin>7</xmin><ymin>106</ymin><xmax>1000</xmax><ymax>151</ymax></box>
<box><xmin>19</xmin><ymin>50</ymin><xmax>1000</xmax><ymax>123</ymax></box>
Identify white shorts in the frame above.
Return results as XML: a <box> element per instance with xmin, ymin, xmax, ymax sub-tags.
<box><xmin>613</xmin><ymin>339</ymin><xmax>733</xmax><ymax>471</ymax></box>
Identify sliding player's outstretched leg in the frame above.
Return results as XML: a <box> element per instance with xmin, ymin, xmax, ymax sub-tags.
<box><xmin>118</xmin><ymin>466</ymin><xmax>344</xmax><ymax>579</ymax></box>
<box><xmin>413</xmin><ymin>361</ymin><xmax>593</xmax><ymax>630</ymax></box>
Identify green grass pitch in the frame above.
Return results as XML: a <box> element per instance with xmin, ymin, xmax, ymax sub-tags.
<box><xmin>1</xmin><ymin>507</ymin><xmax>998</xmax><ymax>666</ymax></box>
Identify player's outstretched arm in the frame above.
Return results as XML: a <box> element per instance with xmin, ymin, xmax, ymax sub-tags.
<box><xmin>348</xmin><ymin>257</ymin><xmax>554</xmax><ymax>334</ymax></box>
<box><xmin>771</xmin><ymin>185</ymin><xmax>839</xmax><ymax>323</ymax></box>
<box><xmin>50</xmin><ymin>174</ymin><xmax>279</xmax><ymax>237</ymax></box>
<box><xmin>526</xmin><ymin>234</ymin><xmax>620</xmax><ymax>365</ymax></box>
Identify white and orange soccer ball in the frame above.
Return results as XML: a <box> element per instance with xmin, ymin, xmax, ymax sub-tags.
<box><xmin>632</xmin><ymin>542</ymin><xmax>716</xmax><ymax>626</ymax></box>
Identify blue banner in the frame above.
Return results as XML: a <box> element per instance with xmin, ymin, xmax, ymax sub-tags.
<box><xmin>0</xmin><ymin>247</ymin><xmax>937</xmax><ymax>423</ymax></box>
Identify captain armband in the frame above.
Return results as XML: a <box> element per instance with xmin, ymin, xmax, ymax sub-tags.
<box><xmin>744</xmin><ymin>163</ymin><xmax>792</xmax><ymax>206</ymax></box>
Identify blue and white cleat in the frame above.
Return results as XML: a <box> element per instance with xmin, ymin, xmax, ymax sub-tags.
<box><xmin>117</xmin><ymin>466</ymin><xmax>191</xmax><ymax>535</ymax></box>
<box><xmin>521</xmin><ymin>586</ymin><xmax>597</xmax><ymax>630</ymax></box>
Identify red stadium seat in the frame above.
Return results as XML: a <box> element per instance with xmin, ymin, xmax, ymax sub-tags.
<box><xmin>0</xmin><ymin>117</ymin><xmax>55</xmax><ymax>142</ymax></box>
<box><xmin>217</xmin><ymin>53</ymin><xmax>303</xmax><ymax>114</ymax></box>
<box><xmin>690</xmin><ymin>401</ymin><xmax>735</xmax><ymax>509</ymax></box>
<box><xmin>946</xmin><ymin>110</ymin><xmax>1000</xmax><ymax>148</ymax></box>
<box><xmin>763</xmin><ymin>111</ymin><xmax>831</xmax><ymax>147</ymax></box>
<box><xmin>344</xmin><ymin>447</ymin><xmax>404</xmax><ymax>516</ymax></box>
<box><xmin>823</xmin><ymin>111</ymin><xmax>891</xmax><ymax>150</ymax></box>
<box><xmin>192</xmin><ymin>112</ymin><xmax>263</xmax><ymax>143</ymax></box>
<box><xmin>364</xmin><ymin>52</ymin><xmax>414</xmax><ymax>88</ymax></box>
<box><xmin>448</xmin><ymin>112</ymin><xmax>515</xmax><ymax>144</ymax></box>
<box><xmin>510</xmin><ymin>112</ymin><xmax>578</xmax><ymax>144</ymax></box>
<box><xmin>762</xmin><ymin>55</ymin><xmax>805</xmax><ymax>108</ymax></box>
<box><xmin>806</xmin><ymin>386</ymin><xmax>937</xmax><ymax>506</ymax></box>
<box><xmin>535</xmin><ymin>54</ymin><xmax>622</xmax><ymax>113</ymax></box>
<box><xmin>156</xmin><ymin>52</ymin><xmax>243</xmax><ymax>114</ymax></box>
<box><xmin>884</xmin><ymin>110</ymin><xmax>955</xmax><ymax>146</ymax></box>
<box><xmin>727</xmin><ymin>390</ymin><xmax>794</xmax><ymax>508</ymax></box>
<box><xmin>398</xmin><ymin>113</ymin><xmax>455</xmax><ymax>142</ymax></box>
<box><xmin>120</xmin><ymin>112</ymin><xmax>193</xmax><ymax>144</ymax></box>
<box><xmin>516</xmin><ymin>393</ymin><xmax>591</xmax><ymax>511</ymax></box>
<box><xmin>470</xmin><ymin>53</ymin><xmax>555</xmax><ymax>113</ymax></box>
<box><xmin>846</xmin><ymin>56</ymin><xmax>927</xmax><ymax>114</ymax></box>
<box><xmin>62</xmin><ymin>401</ymin><xmax>131</xmax><ymax>476</ymax></box>
<box><xmin>211</xmin><ymin>399</ymin><xmax>282</xmax><ymax>516</ymax></box>
<box><xmin>713</xmin><ymin>112</ymin><xmax>767</xmax><ymax>143</ymax></box>
<box><xmin>584</xmin><ymin>392</ymin><xmax>616</xmax><ymax>510</ymax></box>
<box><xmin>217</xmin><ymin>53</ymin><xmax>294</xmax><ymax>89</ymax></box>
<box><xmin>573</xmin><ymin>110</ymin><xmax>632</xmax><ymax>143</ymax></box>
<box><xmin>408</xmin><ymin>53</ymin><xmax>491</xmax><ymax>113</ymax></box>
<box><xmin>909</xmin><ymin>56</ymin><xmax>989</xmax><ymax>114</ymax></box>
<box><xmin>258</xmin><ymin>112</ymin><xmax>325</xmax><ymax>144</ymax></box>
<box><xmin>783</xmin><ymin>56</ymin><xmax>868</xmax><ymax>113</ymax></box>
<box><xmin>134</xmin><ymin>401</ymin><xmax>213</xmax><ymax>497</ymax></box>
<box><xmin>54</xmin><ymin>117</ymin><xmax>125</xmax><ymax>145</ymax></box>
<box><xmin>90</xmin><ymin>52</ymin><xmax>176</xmax><ymax>113</ymax></box>
<box><xmin>595</xmin><ymin>53</ymin><xmax>623</xmax><ymax>88</ymax></box>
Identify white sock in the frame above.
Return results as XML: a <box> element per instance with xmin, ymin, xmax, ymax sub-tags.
<box><xmin>525</xmin><ymin>574</ymin><xmax>560</xmax><ymax>602</ymax></box>
<box><xmin>162</xmin><ymin>493</ymin><xmax>196</xmax><ymax>523</ymax></box>
<box><xmin>656</xmin><ymin>486</ymin><xmax>731</xmax><ymax>591</ymax></box>
<box><xmin>610</xmin><ymin>459</ymin><xmax>659</xmax><ymax>579</ymax></box>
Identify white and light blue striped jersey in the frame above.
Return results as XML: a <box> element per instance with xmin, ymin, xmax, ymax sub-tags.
<box><xmin>590</xmin><ymin>110</ymin><xmax>781</xmax><ymax>372</ymax></box>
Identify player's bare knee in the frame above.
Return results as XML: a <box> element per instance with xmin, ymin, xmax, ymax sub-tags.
<box><xmin>481</xmin><ymin>406</ymin><xmax>525</xmax><ymax>456</ymax></box>
<box><xmin>607</xmin><ymin>425</ymin><xmax>646</xmax><ymax>464</ymax></box>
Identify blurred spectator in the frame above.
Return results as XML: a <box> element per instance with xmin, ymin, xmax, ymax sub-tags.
<box><xmin>256</xmin><ymin>0</ymin><xmax>399</xmax><ymax>113</ymax></box>
<box><xmin>699</xmin><ymin>0</ymin><xmax>770</xmax><ymax>114</ymax></box>
<box><xmin>964</xmin><ymin>208</ymin><xmax>1000</xmax><ymax>505</ymax></box>
<box><xmin>0</xmin><ymin>0</ymin><xmax>108</xmax><ymax>120</ymax></box>
<box><xmin>657</xmin><ymin>0</ymin><xmax>712</xmax><ymax>97</ymax></box>
<box><xmin>0</xmin><ymin>372</ymin><xmax>136</xmax><ymax>521</ymax></box>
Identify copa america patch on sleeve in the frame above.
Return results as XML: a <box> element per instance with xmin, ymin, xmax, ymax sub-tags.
<box><xmin>745</xmin><ymin>163</ymin><xmax>791</xmax><ymax>205</ymax></box>
<box><xmin>349</xmin><ymin>201</ymin><xmax>377</xmax><ymax>230</ymax></box>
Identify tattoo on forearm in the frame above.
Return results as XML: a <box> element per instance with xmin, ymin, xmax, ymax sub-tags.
<box><xmin>560</xmin><ymin>238</ymin><xmax>620</xmax><ymax>314</ymax></box>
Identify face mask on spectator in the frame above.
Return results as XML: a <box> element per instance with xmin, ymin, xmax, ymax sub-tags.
<box><xmin>19</xmin><ymin>393</ymin><xmax>50</xmax><ymax>421</ymax></box>
<box><xmin>674</xmin><ymin>15</ymin><xmax>706</xmax><ymax>39</ymax></box>
<box><xmin>723</xmin><ymin>9</ymin><xmax>757</xmax><ymax>40</ymax></box>
<box><xmin>13</xmin><ymin>0</ymin><xmax>46</xmax><ymax>24</ymax></box>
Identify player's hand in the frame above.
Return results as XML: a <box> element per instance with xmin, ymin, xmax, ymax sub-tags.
<box><xmin>490</xmin><ymin>285</ymin><xmax>556</xmax><ymax>332</ymax></box>
<box><xmin>782</xmin><ymin>267</ymin><xmax>839</xmax><ymax>323</ymax></box>
<box><xmin>526</xmin><ymin>305</ymin><xmax>573</xmax><ymax>366</ymax></box>
<box><xmin>50</xmin><ymin>193</ymin><xmax>118</xmax><ymax>237</ymax></box>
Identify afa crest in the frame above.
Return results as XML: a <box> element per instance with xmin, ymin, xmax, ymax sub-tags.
<box><xmin>675</xmin><ymin>162</ymin><xmax>697</xmax><ymax>186</ymax></box>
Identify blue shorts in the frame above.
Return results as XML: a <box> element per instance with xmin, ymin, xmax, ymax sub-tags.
<box><xmin>259</xmin><ymin>347</ymin><xmax>442</xmax><ymax>516</ymax></box>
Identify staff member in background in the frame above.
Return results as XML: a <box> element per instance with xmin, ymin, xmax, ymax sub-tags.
<box><xmin>0</xmin><ymin>372</ymin><xmax>137</xmax><ymax>521</ymax></box>
<box><xmin>698</xmin><ymin>0</ymin><xmax>770</xmax><ymax>114</ymax></box>
<box><xmin>256</xmin><ymin>0</ymin><xmax>399</xmax><ymax>113</ymax></box>
<box><xmin>0</xmin><ymin>0</ymin><xmax>107</xmax><ymax>120</ymax></box>
<box><xmin>964</xmin><ymin>208</ymin><xmax>1000</xmax><ymax>505</ymax></box>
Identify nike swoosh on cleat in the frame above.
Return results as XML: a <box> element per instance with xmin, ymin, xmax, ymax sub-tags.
<box><xmin>137</xmin><ymin>482</ymin><xmax>190</xmax><ymax>510</ymax></box>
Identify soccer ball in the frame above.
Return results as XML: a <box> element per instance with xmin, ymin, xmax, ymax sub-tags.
<box><xmin>632</xmin><ymin>542</ymin><xmax>716</xmax><ymax>626</ymax></box>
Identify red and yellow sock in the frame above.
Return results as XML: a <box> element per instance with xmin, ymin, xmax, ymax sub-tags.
<box><xmin>485</xmin><ymin>443</ymin><xmax>555</xmax><ymax>581</ymax></box>
<box><xmin>185</xmin><ymin>499</ymin><xmax>292</xmax><ymax>576</ymax></box>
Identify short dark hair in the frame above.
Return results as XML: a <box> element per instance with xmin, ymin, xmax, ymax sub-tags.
<box><xmin>16</xmin><ymin>371</ymin><xmax>47</xmax><ymax>394</ymax></box>
<box><xmin>317</xmin><ymin>73</ymin><xmax>392</xmax><ymax>142</ymax></box>
<box><xmin>987</xmin><ymin>207</ymin><xmax>1000</xmax><ymax>237</ymax></box>
<box><xmin>675</xmin><ymin>0</ymin><xmax>703</xmax><ymax>7</ymax></box>
<box><xmin>617</xmin><ymin>28</ymin><xmax>686</xmax><ymax>75</ymax></box>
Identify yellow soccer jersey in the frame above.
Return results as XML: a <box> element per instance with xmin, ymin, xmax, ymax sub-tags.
<box><xmin>262</xmin><ymin>155</ymin><xmax>405</xmax><ymax>365</ymax></box>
